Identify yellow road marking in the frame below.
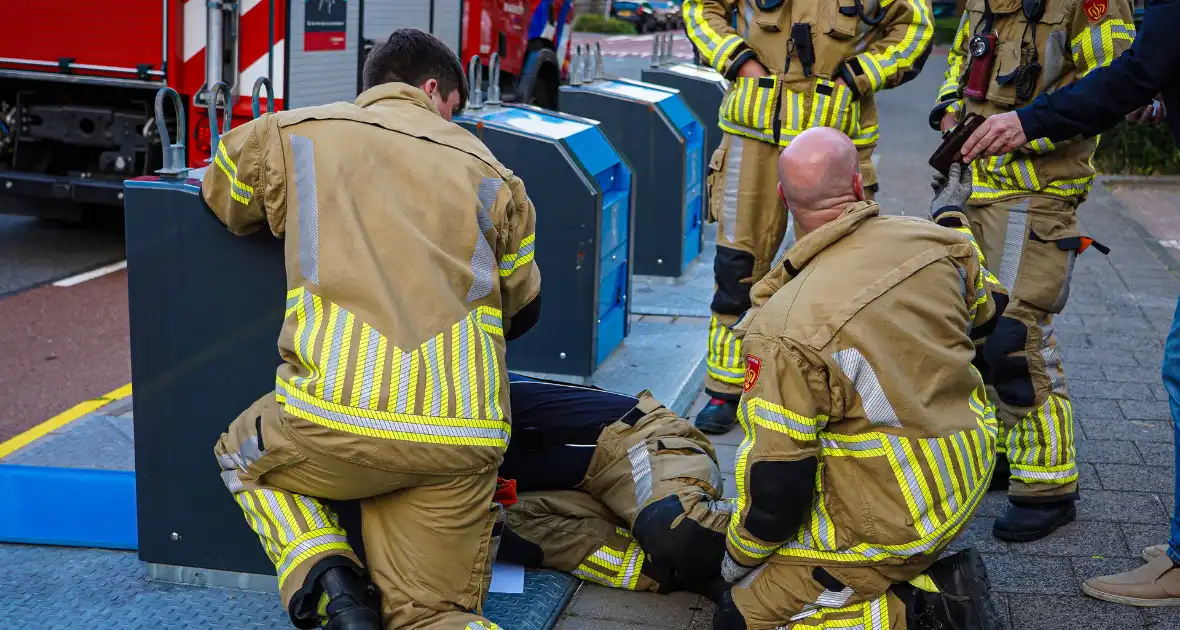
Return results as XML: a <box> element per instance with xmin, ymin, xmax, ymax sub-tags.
<box><xmin>0</xmin><ymin>383</ymin><xmax>133</xmax><ymax>459</ymax></box>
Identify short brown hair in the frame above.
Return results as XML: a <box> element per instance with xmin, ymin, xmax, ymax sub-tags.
<box><xmin>361</xmin><ymin>29</ymin><xmax>468</xmax><ymax>110</ymax></box>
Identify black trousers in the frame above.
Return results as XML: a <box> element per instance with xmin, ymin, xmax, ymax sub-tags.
<box><xmin>501</xmin><ymin>373</ymin><xmax>639</xmax><ymax>491</ymax></box>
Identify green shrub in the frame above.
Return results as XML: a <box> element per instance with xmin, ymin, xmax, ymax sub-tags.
<box><xmin>1093</xmin><ymin>120</ymin><xmax>1180</xmax><ymax>176</ymax></box>
<box><xmin>933</xmin><ymin>15</ymin><xmax>960</xmax><ymax>46</ymax></box>
<box><xmin>574</xmin><ymin>13</ymin><xmax>637</xmax><ymax>34</ymax></box>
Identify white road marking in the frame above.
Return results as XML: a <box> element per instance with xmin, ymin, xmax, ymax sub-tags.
<box><xmin>1160</xmin><ymin>240</ymin><xmax>1180</xmax><ymax>250</ymax></box>
<box><xmin>53</xmin><ymin>261</ymin><xmax>127</xmax><ymax>287</ymax></box>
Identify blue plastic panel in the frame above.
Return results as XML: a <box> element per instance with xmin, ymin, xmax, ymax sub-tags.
<box><xmin>564</xmin><ymin>122</ymin><xmax>629</xmax><ymax>185</ymax></box>
<box><xmin>655</xmin><ymin>95</ymin><xmax>697</xmax><ymax>138</ymax></box>
<box><xmin>0</xmin><ymin>465</ymin><xmax>137</xmax><ymax>550</ymax></box>
<box><xmin>596</xmin><ymin>261</ymin><xmax>628</xmax><ymax>367</ymax></box>
<box><xmin>598</xmin><ymin>162</ymin><xmax>631</xmax><ymax>265</ymax></box>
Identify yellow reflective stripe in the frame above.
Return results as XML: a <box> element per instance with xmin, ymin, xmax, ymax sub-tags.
<box><xmin>945</xmin><ymin>101</ymin><xmax>963</xmax><ymax>117</ymax></box>
<box><xmin>683</xmin><ymin>0</ymin><xmax>742</xmax><ymax>72</ymax></box>
<box><xmin>214</xmin><ymin>140</ymin><xmax>255</xmax><ymax>204</ymax></box>
<box><xmin>853</xmin><ymin>124</ymin><xmax>880</xmax><ymax>147</ymax></box>
<box><xmin>572</xmin><ymin>539</ymin><xmax>645</xmax><ymax>590</ymax></box>
<box><xmin>276</xmin><ymin>381</ymin><xmax>511</xmax><ymax>447</ymax></box>
<box><xmin>728</xmin><ymin>401</ymin><xmax>779</xmax><ymax>560</ymax></box>
<box><xmin>237</xmin><ymin>492</ymin><xmax>282</xmax><ymax>563</ymax></box>
<box><xmin>1071</xmin><ymin>19</ymin><xmax>1135</xmax><ymax>77</ymax></box>
<box><xmin>859</xmin><ymin>0</ymin><xmax>932</xmax><ymax>87</ymax></box>
<box><xmin>707</xmin><ymin>316</ymin><xmax>745</xmax><ymax>384</ymax></box>
<box><xmin>884</xmin><ymin>436</ymin><xmax>938</xmax><ymax>537</ymax></box>
<box><xmin>276</xmin><ymin>527</ymin><xmax>353</xmax><ymax>586</ymax></box>
<box><xmin>1025</xmin><ymin>137</ymin><xmax>1056</xmax><ymax>153</ymax></box>
<box><xmin>937</xmin><ymin>13</ymin><xmax>971</xmax><ymax>102</ymax></box>
<box><xmin>499</xmin><ymin>233</ymin><xmax>536</xmax><ymax>277</ymax></box>
<box><xmin>747</xmin><ymin>397</ymin><xmax>829</xmax><ymax>442</ymax></box>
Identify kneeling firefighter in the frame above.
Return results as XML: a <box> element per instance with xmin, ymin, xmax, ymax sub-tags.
<box><xmin>496</xmin><ymin>374</ymin><xmax>734</xmax><ymax>597</ymax></box>
<box><xmin>206</xmin><ymin>30</ymin><xmax>541</xmax><ymax>630</ymax></box>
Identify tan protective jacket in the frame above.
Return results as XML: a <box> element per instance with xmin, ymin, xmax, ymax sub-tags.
<box><xmin>683</xmin><ymin>0</ymin><xmax>932</xmax><ymax>149</ymax></box>
<box><xmin>202</xmin><ymin>83</ymin><xmax>540</xmax><ymax>476</ymax></box>
<box><xmin>727</xmin><ymin>202</ymin><xmax>1002</xmax><ymax>594</ymax></box>
<box><xmin>934</xmin><ymin>0</ymin><xmax>1135</xmax><ymax>202</ymax></box>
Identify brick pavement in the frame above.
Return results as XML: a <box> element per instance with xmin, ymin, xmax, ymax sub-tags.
<box><xmin>556</xmin><ymin>53</ymin><xmax>1180</xmax><ymax>630</ymax></box>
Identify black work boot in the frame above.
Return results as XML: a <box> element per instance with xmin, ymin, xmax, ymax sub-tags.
<box><xmin>712</xmin><ymin>587</ymin><xmax>748</xmax><ymax>630</ymax></box>
<box><xmin>993</xmin><ymin>498</ymin><xmax>1076</xmax><ymax>542</ymax></box>
<box><xmin>904</xmin><ymin>547</ymin><xmax>1002</xmax><ymax>630</ymax></box>
<box><xmin>319</xmin><ymin>566</ymin><xmax>382</xmax><ymax>630</ymax></box>
<box><xmin>695</xmin><ymin>398</ymin><xmax>738</xmax><ymax>435</ymax></box>
<box><xmin>987</xmin><ymin>454</ymin><xmax>1009</xmax><ymax>492</ymax></box>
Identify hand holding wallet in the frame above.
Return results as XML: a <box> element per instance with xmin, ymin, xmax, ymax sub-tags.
<box><xmin>929</xmin><ymin>113</ymin><xmax>986</xmax><ymax>176</ymax></box>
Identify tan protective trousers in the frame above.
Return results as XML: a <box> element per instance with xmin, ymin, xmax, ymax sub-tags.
<box><xmin>704</xmin><ymin>132</ymin><xmax>877</xmax><ymax>398</ymax></box>
<box><xmin>731</xmin><ymin>561</ymin><xmax>907</xmax><ymax>629</ymax></box>
<box><xmin>507</xmin><ymin>490</ymin><xmax>660</xmax><ymax>591</ymax></box>
<box><xmin>966</xmin><ymin>194</ymin><xmax>1081</xmax><ymax>501</ymax></box>
<box><xmin>214</xmin><ymin>393</ymin><xmax>504</xmax><ymax>629</ymax></box>
<box><xmin>506</xmin><ymin>393</ymin><xmax>732</xmax><ymax>591</ymax></box>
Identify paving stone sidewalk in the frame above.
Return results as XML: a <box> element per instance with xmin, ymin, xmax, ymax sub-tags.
<box><xmin>560</xmin><ymin>55</ymin><xmax>1180</xmax><ymax>630</ymax></box>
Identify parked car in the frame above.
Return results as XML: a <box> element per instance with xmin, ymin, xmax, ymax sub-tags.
<box><xmin>611</xmin><ymin>0</ymin><xmax>659</xmax><ymax>32</ymax></box>
<box><xmin>648</xmin><ymin>0</ymin><xmax>682</xmax><ymax>29</ymax></box>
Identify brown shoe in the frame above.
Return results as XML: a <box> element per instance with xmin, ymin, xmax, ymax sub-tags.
<box><xmin>1144</xmin><ymin>544</ymin><xmax>1170</xmax><ymax>563</ymax></box>
<box><xmin>1081</xmin><ymin>555</ymin><xmax>1180</xmax><ymax>607</ymax></box>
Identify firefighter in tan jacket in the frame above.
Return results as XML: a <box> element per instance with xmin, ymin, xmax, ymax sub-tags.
<box><xmin>931</xmin><ymin>0</ymin><xmax>1134</xmax><ymax>542</ymax></box>
<box><xmin>494</xmin><ymin>374</ymin><xmax>733</xmax><ymax>597</ymax></box>
<box><xmin>682</xmin><ymin>0</ymin><xmax>934</xmax><ymax>435</ymax></box>
<box><xmin>203</xmin><ymin>31</ymin><xmax>539</xmax><ymax>630</ymax></box>
<box><xmin>711</xmin><ymin>128</ymin><xmax>1005</xmax><ymax>629</ymax></box>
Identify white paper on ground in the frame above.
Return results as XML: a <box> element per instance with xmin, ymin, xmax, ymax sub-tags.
<box><xmin>488</xmin><ymin>562</ymin><xmax>526</xmax><ymax>594</ymax></box>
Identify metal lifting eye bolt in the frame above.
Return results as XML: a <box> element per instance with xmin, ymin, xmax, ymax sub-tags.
<box><xmin>595</xmin><ymin>42</ymin><xmax>605</xmax><ymax>80</ymax></box>
<box><xmin>651</xmin><ymin>34</ymin><xmax>661</xmax><ymax>66</ymax></box>
<box><xmin>582</xmin><ymin>44</ymin><xmax>595</xmax><ymax>83</ymax></box>
<box><xmin>251</xmin><ymin>76</ymin><xmax>275</xmax><ymax>119</ymax></box>
<box><xmin>153</xmin><ymin>87</ymin><xmax>187</xmax><ymax>176</ymax></box>
<box><xmin>206</xmin><ymin>81</ymin><xmax>232</xmax><ymax>164</ymax></box>
<box><xmin>467</xmin><ymin>55</ymin><xmax>485</xmax><ymax>109</ymax></box>
<box><xmin>571</xmin><ymin>46</ymin><xmax>584</xmax><ymax>86</ymax></box>
<box><xmin>487</xmin><ymin>53</ymin><xmax>502</xmax><ymax>106</ymax></box>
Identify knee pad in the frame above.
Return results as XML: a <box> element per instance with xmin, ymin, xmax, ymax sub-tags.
<box><xmin>634</xmin><ymin>495</ymin><xmax>727</xmax><ymax>588</ymax></box>
<box><xmin>744</xmin><ymin>458</ymin><xmax>817</xmax><ymax>542</ymax></box>
<box><xmin>712</xmin><ymin>588</ymin><xmax>748</xmax><ymax>630</ymax></box>
<box><xmin>982</xmin><ymin>317</ymin><xmax>1036</xmax><ymax>407</ymax></box>
<box><xmin>712</xmin><ymin>246</ymin><xmax>755</xmax><ymax>316</ymax></box>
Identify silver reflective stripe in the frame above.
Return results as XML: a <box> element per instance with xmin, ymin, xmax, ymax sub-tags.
<box><xmin>737</xmin><ymin>563</ymin><xmax>767</xmax><ymax>588</ymax></box>
<box><xmin>708</xmin><ymin>499</ymin><xmax>735</xmax><ymax>514</ymax></box>
<box><xmin>468</xmin><ymin>178</ymin><xmax>502</xmax><ymax>301</ymax></box>
<box><xmin>831</xmin><ymin>348</ymin><xmax>901</xmax><ymax>428</ymax></box>
<box><xmin>395</xmin><ymin>349</ymin><xmax>413</xmax><ymax>414</ymax></box>
<box><xmin>953</xmin><ymin>432</ymin><xmax>980</xmax><ymax>490</ymax></box>
<box><xmin>754</xmin><ymin>404</ymin><xmax>821</xmax><ymax>437</ymax></box>
<box><xmin>221</xmin><ymin>469</ymin><xmax>243</xmax><ymax>493</ymax></box>
<box><xmin>869</xmin><ymin>595</ymin><xmax>885</xmax><ymax>629</ymax></box>
<box><xmin>298</xmin><ymin>495</ymin><xmax>328</xmax><ymax>530</ymax></box>
<box><xmin>815</xmin><ymin>587</ymin><xmax>854</xmax><ymax>608</ymax></box>
<box><xmin>260</xmin><ymin>489</ymin><xmax>297</xmax><ymax>543</ymax></box>
<box><xmin>285</xmin><ymin>293</ymin><xmax>299</xmax><ymax>311</ymax></box>
<box><xmin>290</xmin><ymin>134</ymin><xmax>320</xmax><ymax>285</ymax></box>
<box><xmin>217</xmin><ymin>452</ymin><xmax>238</xmax><ymax>472</ymax></box>
<box><xmin>1011</xmin><ymin>466</ymin><xmax>1076</xmax><ymax>481</ymax></box>
<box><xmin>627</xmin><ymin>441</ymin><xmax>654</xmax><ymax>508</ymax></box>
<box><xmin>359</xmin><ymin>327</ymin><xmax>380</xmax><ymax>409</ymax></box>
<box><xmin>886</xmin><ymin>435</ymin><xmax>935</xmax><ymax>534</ymax></box>
<box><xmin>1053</xmin><ymin>251</ymin><xmax>1076</xmax><ymax>313</ymax></box>
<box><xmin>1041</xmin><ymin>324</ymin><xmax>1066</xmax><ymax>396</ymax></box>
<box><xmin>722</xmin><ymin>135</ymin><xmax>743</xmax><ymax>243</ymax></box>
<box><xmin>813</xmin><ymin>497</ymin><xmax>834</xmax><ymax>548</ymax></box>
<box><xmin>620</xmin><ymin>544</ymin><xmax>642</xmax><ymax>587</ymax></box>
<box><xmin>427</xmin><ymin>337</ymin><xmax>442</xmax><ymax>416</ymax></box>
<box><xmin>590</xmin><ymin>548</ymin><xmax>622</xmax><ymax>568</ymax></box>
<box><xmin>460</xmin><ymin>318</ymin><xmax>473</xmax><ymax>419</ymax></box>
<box><xmin>322</xmin><ymin>311</ymin><xmax>348</xmax><ymax>401</ymax></box>
<box><xmin>1042</xmin><ymin>30</ymin><xmax>1067</xmax><ymax>89</ymax></box>
<box><xmin>277</xmin><ymin>532</ymin><xmax>349</xmax><ymax>577</ymax></box>
<box><xmin>864</xmin><ymin>54</ymin><xmax>883</xmax><ymax>87</ymax></box>
<box><xmin>819</xmin><ymin>436</ymin><xmax>884</xmax><ymax>452</ymax></box>
<box><xmin>924</xmin><ymin>438</ymin><xmax>960</xmax><ymax>515</ymax></box>
<box><xmin>237</xmin><ymin>435</ymin><xmax>264</xmax><ymax>468</ymax></box>
<box><xmin>482</xmin><ymin>312</ymin><xmax>503</xmax><ymax>330</ymax></box>
<box><xmin>277</xmin><ymin>383</ymin><xmax>510</xmax><ymax>442</ymax></box>
<box><xmin>708</xmin><ymin>465</ymin><xmax>724</xmax><ymax>495</ymax></box>
<box><xmin>997</xmin><ymin>203</ymin><xmax>1028</xmax><ymax>291</ymax></box>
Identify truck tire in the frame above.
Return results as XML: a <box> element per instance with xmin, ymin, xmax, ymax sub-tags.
<box><xmin>517</xmin><ymin>45</ymin><xmax>560</xmax><ymax>111</ymax></box>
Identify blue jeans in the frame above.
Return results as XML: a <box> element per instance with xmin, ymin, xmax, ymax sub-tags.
<box><xmin>1163</xmin><ymin>294</ymin><xmax>1180</xmax><ymax>563</ymax></box>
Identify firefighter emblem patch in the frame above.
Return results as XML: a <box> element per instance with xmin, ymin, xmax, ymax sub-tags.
<box><xmin>744</xmin><ymin>355</ymin><xmax>762</xmax><ymax>393</ymax></box>
<box><xmin>1083</xmin><ymin>0</ymin><xmax>1107</xmax><ymax>22</ymax></box>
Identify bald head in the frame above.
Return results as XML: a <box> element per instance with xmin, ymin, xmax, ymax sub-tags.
<box><xmin>777</xmin><ymin>127</ymin><xmax>864</xmax><ymax>233</ymax></box>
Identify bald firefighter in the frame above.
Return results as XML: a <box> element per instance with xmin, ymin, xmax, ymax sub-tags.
<box><xmin>931</xmin><ymin>0</ymin><xmax>1133</xmax><ymax>541</ymax></box>
<box><xmin>712</xmin><ymin>128</ymin><xmax>1004</xmax><ymax>629</ymax></box>
<box><xmin>683</xmin><ymin>0</ymin><xmax>934</xmax><ymax>434</ymax></box>
<box><xmin>204</xmin><ymin>30</ymin><xmax>540</xmax><ymax>630</ymax></box>
<box><xmin>494</xmin><ymin>374</ymin><xmax>732</xmax><ymax>597</ymax></box>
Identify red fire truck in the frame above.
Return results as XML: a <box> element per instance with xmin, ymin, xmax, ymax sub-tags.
<box><xmin>0</xmin><ymin>0</ymin><xmax>574</xmax><ymax>218</ymax></box>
